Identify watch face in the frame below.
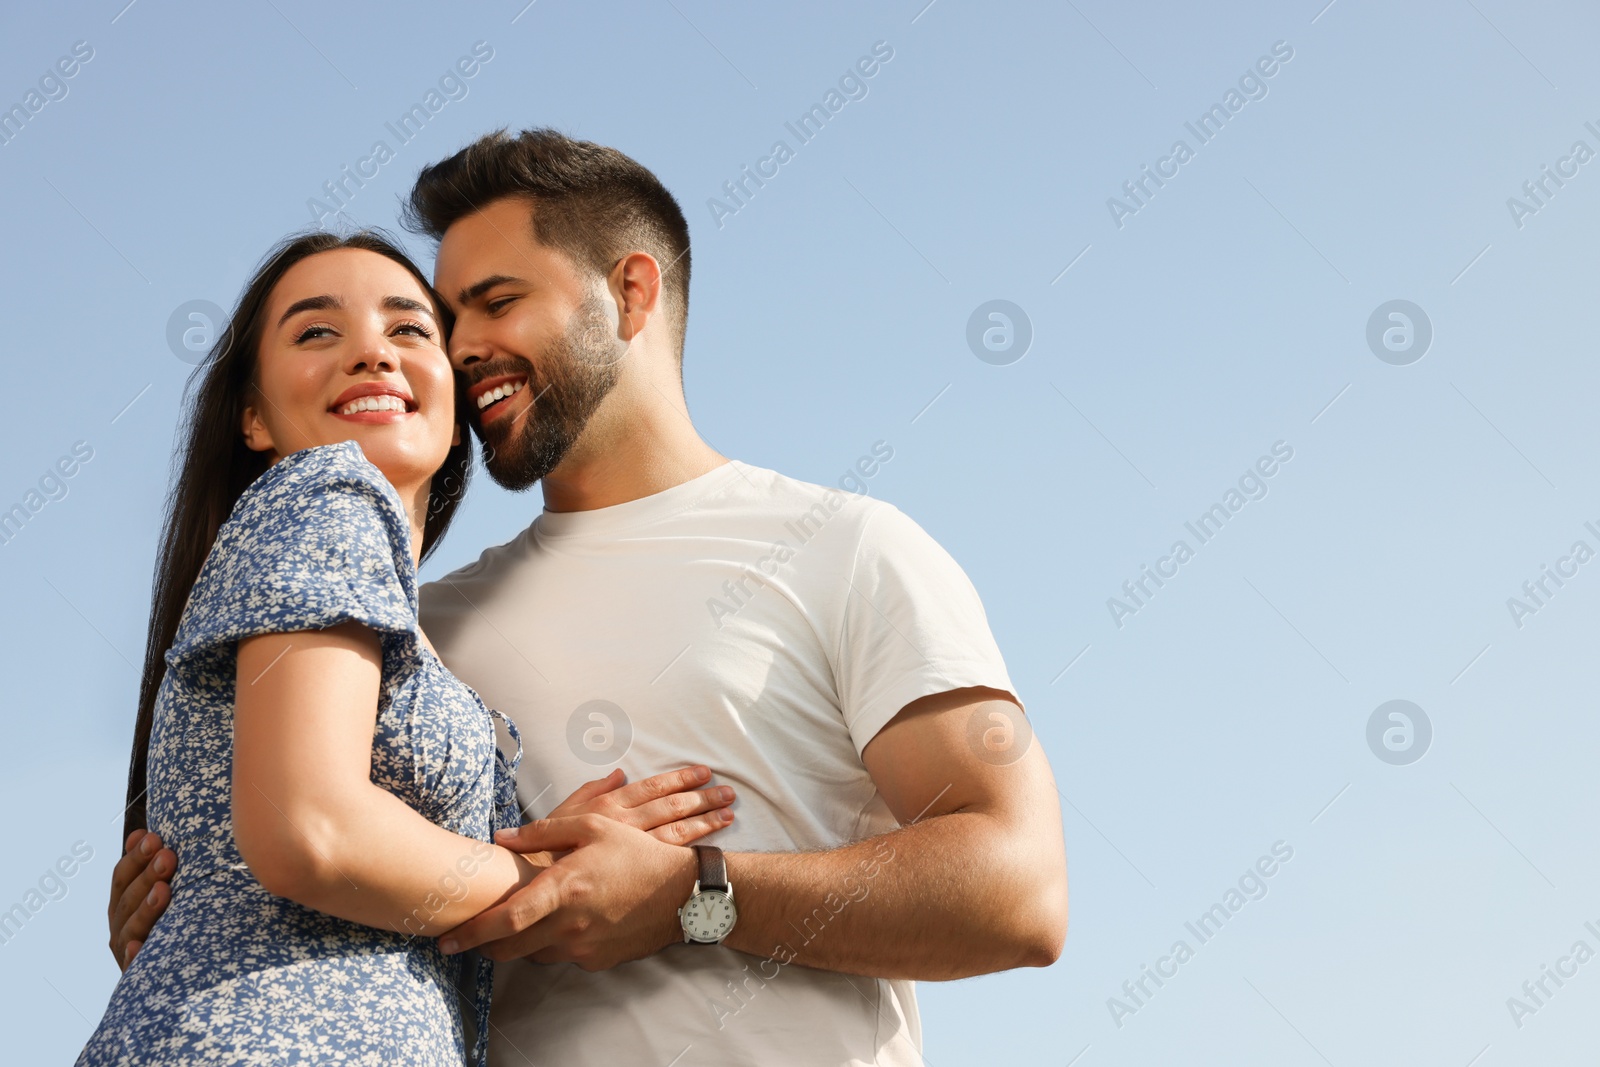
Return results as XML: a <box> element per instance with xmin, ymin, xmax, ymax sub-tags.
<box><xmin>681</xmin><ymin>889</ymin><xmax>737</xmax><ymax>942</ymax></box>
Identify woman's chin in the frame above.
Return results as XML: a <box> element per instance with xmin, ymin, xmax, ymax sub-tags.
<box><xmin>340</xmin><ymin>436</ymin><xmax>451</xmax><ymax>494</ymax></box>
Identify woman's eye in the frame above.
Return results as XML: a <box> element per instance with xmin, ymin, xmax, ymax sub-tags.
<box><xmin>392</xmin><ymin>320</ymin><xmax>433</xmax><ymax>338</ymax></box>
<box><xmin>294</xmin><ymin>324</ymin><xmax>335</xmax><ymax>343</ymax></box>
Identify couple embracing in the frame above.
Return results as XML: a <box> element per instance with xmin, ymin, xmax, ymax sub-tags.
<box><xmin>85</xmin><ymin>127</ymin><xmax>1067</xmax><ymax>1066</ymax></box>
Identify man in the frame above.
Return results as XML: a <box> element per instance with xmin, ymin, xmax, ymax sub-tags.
<box><xmin>111</xmin><ymin>128</ymin><xmax>1067</xmax><ymax>1066</ymax></box>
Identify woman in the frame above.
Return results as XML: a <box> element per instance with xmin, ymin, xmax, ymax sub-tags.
<box><xmin>80</xmin><ymin>231</ymin><xmax>734</xmax><ymax>1066</ymax></box>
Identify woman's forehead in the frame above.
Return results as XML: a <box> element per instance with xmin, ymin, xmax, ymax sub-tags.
<box><xmin>271</xmin><ymin>248</ymin><xmax>430</xmax><ymax>309</ymax></box>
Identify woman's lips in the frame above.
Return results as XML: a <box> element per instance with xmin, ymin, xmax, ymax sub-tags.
<box><xmin>329</xmin><ymin>388</ymin><xmax>417</xmax><ymax>424</ymax></box>
<box><xmin>331</xmin><ymin>408</ymin><xmax>416</xmax><ymax>424</ymax></box>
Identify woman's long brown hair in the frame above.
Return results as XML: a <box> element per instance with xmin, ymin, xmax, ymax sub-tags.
<box><xmin>122</xmin><ymin>230</ymin><xmax>474</xmax><ymax>843</ymax></box>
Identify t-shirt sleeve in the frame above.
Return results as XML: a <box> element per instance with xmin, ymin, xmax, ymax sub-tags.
<box><xmin>834</xmin><ymin>501</ymin><xmax>1020</xmax><ymax>756</ymax></box>
<box><xmin>167</xmin><ymin>443</ymin><xmax>418</xmax><ymax>666</ymax></box>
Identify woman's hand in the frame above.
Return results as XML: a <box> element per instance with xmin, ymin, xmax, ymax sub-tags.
<box><xmin>543</xmin><ymin>765</ymin><xmax>735</xmax><ymax>844</ymax></box>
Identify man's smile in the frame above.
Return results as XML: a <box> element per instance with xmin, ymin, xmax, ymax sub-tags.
<box><xmin>468</xmin><ymin>373</ymin><xmax>530</xmax><ymax>424</ymax></box>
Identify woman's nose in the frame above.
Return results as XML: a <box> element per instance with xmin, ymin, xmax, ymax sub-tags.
<box><xmin>345</xmin><ymin>329</ymin><xmax>398</xmax><ymax>373</ymax></box>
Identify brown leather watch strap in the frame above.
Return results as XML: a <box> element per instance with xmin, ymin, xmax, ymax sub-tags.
<box><xmin>693</xmin><ymin>844</ymin><xmax>728</xmax><ymax>892</ymax></box>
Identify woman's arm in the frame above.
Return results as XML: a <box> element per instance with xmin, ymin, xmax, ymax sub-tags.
<box><xmin>232</xmin><ymin>620</ymin><xmax>536</xmax><ymax>936</ymax></box>
<box><xmin>112</xmin><ymin>761</ymin><xmax>735</xmax><ymax>968</ymax></box>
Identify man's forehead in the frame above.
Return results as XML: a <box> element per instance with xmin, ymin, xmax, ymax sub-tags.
<box><xmin>433</xmin><ymin>206</ymin><xmax>567</xmax><ymax>297</ymax></box>
<box><xmin>436</xmin><ymin>211</ymin><xmax>528</xmax><ymax>273</ymax></box>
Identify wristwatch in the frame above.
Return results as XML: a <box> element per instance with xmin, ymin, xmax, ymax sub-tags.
<box><xmin>678</xmin><ymin>845</ymin><xmax>737</xmax><ymax>945</ymax></box>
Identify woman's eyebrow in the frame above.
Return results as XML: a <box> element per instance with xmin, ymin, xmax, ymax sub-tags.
<box><xmin>277</xmin><ymin>294</ymin><xmax>341</xmax><ymax>327</ymax></box>
<box><xmin>383</xmin><ymin>295</ymin><xmax>437</xmax><ymax>320</ymax></box>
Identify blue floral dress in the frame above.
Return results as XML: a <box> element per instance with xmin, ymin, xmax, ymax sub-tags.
<box><xmin>78</xmin><ymin>440</ymin><xmax>522</xmax><ymax>1067</ymax></box>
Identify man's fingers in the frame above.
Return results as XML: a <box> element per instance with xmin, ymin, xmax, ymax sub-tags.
<box><xmin>111</xmin><ymin>847</ymin><xmax>173</xmax><ymax>956</ymax></box>
<box><xmin>438</xmin><ymin>876</ymin><xmax>563</xmax><ymax>957</ymax></box>
<box><xmin>122</xmin><ymin>878</ymin><xmax>169</xmax><ymax>948</ymax></box>
<box><xmin>112</xmin><ymin>845</ymin><xmax>169</xmax><ymax>929</ymax></box>
<box><xmin>110</xmin><ymin>831</ymin><xmax>160</xmax><ymax>913</ymax></box>
<box><xmin>547</xmin><ymin>768</ymin><xmax>625</xmax><ymax>817</ymax></box>
<box><xmin>111</xmin><ymin>857</ymin><xmax>165</xmax><ymax>979</ymax></box>
<box><xmin>477</xmin><ymin>922</ymin><xmax>563</xmax><ymax>963</ymax></box>
<box><xmin>493</xmin><ymin>814</ymin><xmax>608</xmax><ymax>855</ymax></box>
<box><xmin>628</xmin><ymin>786</ymin><xmax>736</xmax><ymax>831</ymax></box>
<box><xmin>648</xmin><ymin>807</ymin><xmax>735</xmax><ymax>845</ymax></box>
<box><xmin>605</xmin><ymin>765</ymin><xmax>712</xmax><ymax>809</ymax></box>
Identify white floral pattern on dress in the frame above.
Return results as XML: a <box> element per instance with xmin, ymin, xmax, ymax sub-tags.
<box><xmin>78</xmin><ymin>441</ymin><xmax>521</xmax><ymax>1067</ymax></box>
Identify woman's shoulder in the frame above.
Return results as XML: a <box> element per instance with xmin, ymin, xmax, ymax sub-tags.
<box><xmin>217</xmin><ymin>439</ymin><xmax>413</xmax><ymax>577</ymax></box>
<box><xmin>166</xmin><ymin>441</ymin><xmax>418</xmax><ymax>665</ymax></box>
<box><xmin>231</xmin><ymin>440</ymin><xmax>405</xmax><ymax>533</ymax></box>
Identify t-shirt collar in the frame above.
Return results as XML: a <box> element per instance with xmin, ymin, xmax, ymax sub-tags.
<box><xmin>531</xmin><ymin>459</ymin><xmax>747</xmax><ymax>540</ymax></box>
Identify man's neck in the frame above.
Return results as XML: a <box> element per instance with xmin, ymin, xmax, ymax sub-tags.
<box><xmin>539</xmin><ymin>391</ymin><xmax>728</xmax><ymax>514</ymax></box>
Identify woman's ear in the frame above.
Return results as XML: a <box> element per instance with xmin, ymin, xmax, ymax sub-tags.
<box><xmin>240</xmin><ymin>402</ymin><xmax>276</xmax><ymax>454</ymax></box>
<box><xmin>451</xmin><ymin>422</ymin><xmax>462</xmax><ymax>447</ymax></box>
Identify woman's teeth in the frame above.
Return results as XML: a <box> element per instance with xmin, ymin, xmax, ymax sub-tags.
<box><xmin>339</xmin><ymin>394</ymin><xmax>409</xmax><ymax>415</ymax></box>
<box><xmin>477</xmin><ymin>379</ymin><xmax>526</xmax><ymax>410</ymax></box>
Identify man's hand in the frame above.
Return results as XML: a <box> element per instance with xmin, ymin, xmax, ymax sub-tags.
<box><xmin>438</xmin><ymin>815</ymin><xmax>697</xmax><ymax>970</ymax></box>
<box><xmin>545</xmin><ymin>765</ymin><xmax>735</xmax><ymax>844</ymax></box>
<box><xmin>108</xmin><ymin>829</ymin><xmax>175</xmax><ymax>971</ymax></box>
<box><xmin>103</xmin><ymin>766</ymin><xmax>727</xmax><ymax>973</ymax></box>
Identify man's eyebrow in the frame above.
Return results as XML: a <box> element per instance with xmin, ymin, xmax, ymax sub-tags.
<box><xmin>277</xmin><ymin>294</ymin><xmax>342</xmax><ymax>327</ymax></box>
<box><xmin>383</xmin><ymin>295</ymin><xmax>437</xmax><ymax>319</ymax></box>
<box><xmin>456</xmin><ymin>275</ymin><xmax>526</xmax><ymax>307</ymax></box>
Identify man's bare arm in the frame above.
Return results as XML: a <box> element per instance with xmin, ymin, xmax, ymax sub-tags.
<box><xmin>444</xmin><ymin>687</ymin><xmax>1069</xmax><ymax>980</ymax></box>
<box><xmin>720</xmin><ymin>687</ymin><xmax>1066</xmax><ymax>979</ymax></box>
<box><xmin>107</xmin><ymin>764</ymin><xmax>739</xmax><ymax>970</ymax></box>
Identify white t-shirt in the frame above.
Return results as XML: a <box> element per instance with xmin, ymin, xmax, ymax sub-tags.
<box><xmin>419</xmin><ymin>458</ymin><xmax>1019</xmax><ymax>1067</ymax></box>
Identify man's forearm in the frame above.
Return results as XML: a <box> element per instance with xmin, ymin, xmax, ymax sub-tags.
<box><xmin>720</xmin><ymin>810</ymin><xmax>1066</xmax><ymax>981</ymax></box>
<box><xmin>452</xmin><ymin>691</ymin><xmax>1071</xmax><ymax>975</ymax></box>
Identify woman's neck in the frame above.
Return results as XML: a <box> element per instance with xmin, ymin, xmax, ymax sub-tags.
<box><xmin>400</xmin><ymin>478</ymin><xmax>430</xmax><ymax>570</ymax></box>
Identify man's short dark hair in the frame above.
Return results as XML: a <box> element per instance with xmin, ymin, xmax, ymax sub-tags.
<box><xmin>404</xmin><ymin>127</ymin><xmax>692</xmax><ymax>361</ymax></box>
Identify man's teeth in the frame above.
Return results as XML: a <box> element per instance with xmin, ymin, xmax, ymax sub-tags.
<box><xmin>339</xmin><ymin>394</ymin><xmax>409</xmax><ymax>415</ymax></box>
<box><xmin>476</xmin><ymin>379</ymin><xmax>527</xmax><ymax>410</ymax></box>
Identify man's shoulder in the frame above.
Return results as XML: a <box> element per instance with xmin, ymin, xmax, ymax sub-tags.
<box><xmin>418</xmin><ymin>527</ymin><xmax>531</xmax><ymax>613</ymax></box>
<box><xmin>724</xmin><ymin>459</ymin><xmax>901</xmax><ymax>540</ymax></box>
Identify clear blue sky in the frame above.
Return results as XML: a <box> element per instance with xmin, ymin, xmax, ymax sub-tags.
<box><xmin>3</xmin><ymin>0</ymin><xmax>1597</xmax><ymax>1062</ymax></box>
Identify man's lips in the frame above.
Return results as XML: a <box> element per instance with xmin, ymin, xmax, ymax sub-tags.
<box><xmin>469</xmin><ymin>374</ymin><xmax>531</xmax><ymax>425</ymax></box>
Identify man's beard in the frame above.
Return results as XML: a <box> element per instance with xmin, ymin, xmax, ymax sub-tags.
<box><xmin>476</xmin><ymin>294</ymin><xmax>622</xmax><ymax>491</ymax></box>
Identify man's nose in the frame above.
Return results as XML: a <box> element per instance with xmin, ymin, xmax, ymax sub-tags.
<box><xmin>448</xmin><ymin>320</ymin><xmax>488</xmax><ymax>369</ymax></box>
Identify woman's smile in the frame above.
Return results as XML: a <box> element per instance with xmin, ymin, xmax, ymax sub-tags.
<box><xmin>243</xmin><ymin>247</ymin><xmax>460</xmax><ymax>504</ymax></box>
<box><xmin>330</xmin><ymin>381</ymin><xmax>419</xmax><ymax>424</ymax></box>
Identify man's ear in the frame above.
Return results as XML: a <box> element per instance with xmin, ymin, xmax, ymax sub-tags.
<box><xmin>609</xmin><ymin>252</ymin><xmax>661</xmax><ymax>344</ymax></box>
<box><xmin>240</xmin><ymin>400</ymin><xmax>276</xmax><ymax>454</ymax></box>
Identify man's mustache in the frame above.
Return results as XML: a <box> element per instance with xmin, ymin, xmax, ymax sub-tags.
<box><xmin>462</xmin><ymin>357</ymin><xmax>536</xmax><ymax>393</ymax></box>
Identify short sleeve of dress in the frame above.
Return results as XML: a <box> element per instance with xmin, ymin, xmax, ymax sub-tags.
<box><xmin>167</xmin><ymin>440</ymin><xmax>419</xmax><ymax>666</ymax></box>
